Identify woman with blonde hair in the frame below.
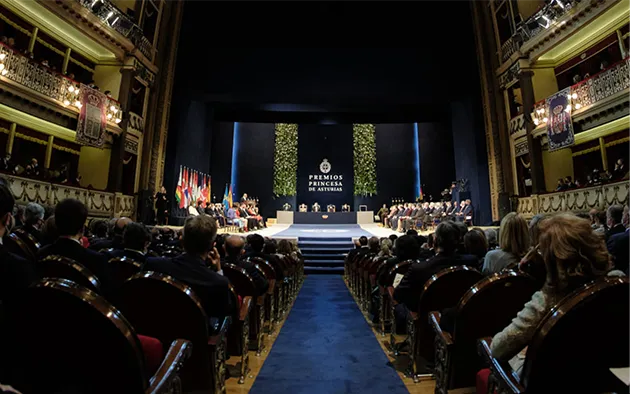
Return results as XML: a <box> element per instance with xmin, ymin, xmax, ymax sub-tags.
<box><xmin>482</xmin><ymin>212</ymin><xmax>529</xmax><ymax>275</ymax></box>
<box><xmin>490</xmin><ymin>213</ymin><xmax>618</xmax><ymax>376</ymax></box>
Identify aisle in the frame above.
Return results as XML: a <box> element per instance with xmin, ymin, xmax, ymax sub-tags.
<box><xmin>250</xmin><ymin>275</ymin><xmax>408</xmax><ymax>394</ymax></box>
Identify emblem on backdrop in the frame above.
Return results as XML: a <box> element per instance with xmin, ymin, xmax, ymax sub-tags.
<box><xmin>319</xmin><ymin>159</ymin><xmax>331</xmax><ymax>174</ymax></box>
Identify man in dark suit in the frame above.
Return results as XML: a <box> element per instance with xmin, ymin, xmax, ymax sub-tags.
<box><xmin>394</xmin><ymin>221</ymin><xmax>465</xmax><ymax>320</ymax></box>
<box><xmin>222</xmin><ymin>234</ymin><xmax>268</xmax><ymax>296</ymax></box>
<box><xmin>102</xmin><ymin>222</ymin><xmax>151</xmax><ymax>263</ymax></box>
<box><xmin>89</xmin><ymin>217</ymin><xmax>131</xmax><ymax>251</ymax></box>
<box><xmin>376</xmin><ymin>235</ymin><xmax>420</xmax><ymax>287</ymax></box>
<box><xmin>144</xmin><ymin>215</ymin><xmax>234</xmax><ymax>319</ymax></box>
<box><xmin>606</xmin><ymin>205</ymin><xmax>625</xmax><ymax>239</ymax></box>
<box><xmin>244</xmin><ymin>234</ymin><xmax>285</xmax><ymax>280</ymax></box>
<box><xmin>38</xmin><ymin>198</ymin><xmax>114</xmax><ymax>296</ymax></box>
<box><xmin>17</xmin><ymin>202</ymin><xmax>45</xmax><ymax>244</ymax></box>
<box><xmin>0</xmin><ymin>182</ymin><xmax>36</xmax><ymax>304</ymax></box>
<box><xmin>607</xmin><ymin>229</ymin><xmax>629</xmax><ymax>275</ymax></box>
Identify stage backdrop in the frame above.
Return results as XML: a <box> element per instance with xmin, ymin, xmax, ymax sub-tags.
<box><xmin>297</xmin><ymin>124</ymin><xmax>354</xmax><ymax>209</ymax></box>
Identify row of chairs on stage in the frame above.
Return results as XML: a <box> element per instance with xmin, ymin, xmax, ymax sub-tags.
<box><xmin>2</xmin><ymin>228</ymin><xmax>304</xmax><ymax>394</ymax></box>
<box><xmin>344</xmin><ymin>252</ymin><xmax>628</xmax><ymax>393</ymax></box>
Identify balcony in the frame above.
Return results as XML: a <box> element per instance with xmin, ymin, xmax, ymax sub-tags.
<box><xmin>516</xmin><ymin>179</ymin><xmax>628</xmax><ymax>218</ymax></box>
<box><xmin>5</xmin><ymin>173</ymin><xmax>136</xmax><ymax>218</ymax></box>
<box><xmin>530</xmin><ymin>57</ymin><xmax>629</xmax><ymax>130</ymax></box>
<box><xmin>0</xmin><ymin>43</ymin><xmax>122</xmax><ymax>129</ymax></box>
<box><xmin>74</xmin><ymin>0</ymin><xmax>153</xmax><ymax>60</ymax></box>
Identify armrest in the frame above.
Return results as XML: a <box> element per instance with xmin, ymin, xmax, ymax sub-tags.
<box><xmin>147</xmin><ymin>339</ymin><xmax>192</xmax><ymax>394</ymax></box>
<box><xmin>239</xmin><ymin>296</ymin><xmax>252</xmax><ymax>321</ymax></box>
<box><xmin>267</xmin><ymin>279</ymin><xmax>275</xmax><ymax>295</ymax></box>
<box><xmin>477</xmin><ymin>337</ymin><xmax>525</xmax><ymax>393</ymax></box>
<box><xmin>208</xmin><ymin>317</ymin><xmax>230</xmax><ymax>346</ymax></box>
<box><xmin>429</xmin><ymin>311</ymin><xmax>453</xmax><ymax>346</ymax></box>
<box><xmin>386</xmin><ymin>286</ymin><xmax>397</xmax><ymax>305</ymax></box>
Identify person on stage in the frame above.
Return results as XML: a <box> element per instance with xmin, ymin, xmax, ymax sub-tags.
<box><xmin>312</xmin><ymin>202</ymin><xmax>321</xmax><ymax>212</ymax></box>
<box><xmin>377</xmin><ymin>204</ymin><xmax>388</xmax><ymax>223</ymax></box>
<box><xmin>155</xmin><ymin>185</ymin><xmax>169</xmax><ymax>225</ymax></box>
<box><xmin>241</xmin><ymin>193</ymin><xmax>248</xmax><ymax>204</ymax></box>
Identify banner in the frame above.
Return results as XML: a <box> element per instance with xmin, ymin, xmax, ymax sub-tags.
<box><xmin>76</xmin><ymin>84</ymin><xmax>107</xmax><ymax>148</ymax></box>
<box><xmin>546</xmin><ymin>87</ymin><xmax>575</xmax><ymax>152</ymax></box>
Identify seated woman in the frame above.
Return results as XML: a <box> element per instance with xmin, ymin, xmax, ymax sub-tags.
<box><xmin>482</xmin><ymin>212</ymin><xmax>529</xmax><ymax>275</ymax></box>
<box><xmin>490</xmin><ymin>213</ymin><xmax>623</xmax><ymax>377</ymax></box>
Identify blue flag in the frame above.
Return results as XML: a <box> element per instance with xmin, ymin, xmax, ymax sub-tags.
<box><xmin>222</xmin><ymin>184</ymin><xmax>229</xmax><ymax>214</ymax></box>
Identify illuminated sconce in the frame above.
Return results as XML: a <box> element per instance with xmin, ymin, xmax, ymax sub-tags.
<box><xmin>115</xmin><ymin>118</ymin><xmax>122</xmax><ymax>124</ymax></box>
<box><xmin>63</xmin><ymin>99</ymin><xmax>70</xmax><ymax>106</ymax></box>
<box><xmin>575</xmin><ymin>103</ymin><xmax>581</xmax><ymax>109</ymax></box>
<box><xmin>565</xmin><ymin>104</ymin><xmax>571</xmax><ymax>112</ymax></box>
<box><xmin>110</xmin><ymin>105</ymin><xmax>118</xmax><ymax>113</ymax></box>
<box><xmin>571</xmin><ymin>93</ymin><xmax>577</xmax><ymax>99</ymax></box>
<box><xmin>107</xmin><ymin>113</ymin><xmax>113</xmax><ymax>119</ymax></box>
<box><xmin>68</xmin><ymin>85</ymin><xmax>75</xmax><ymax>93</ymax></box>
<box><xmin>0</xmin><ymin>53</ymin><xmax>5</xmax><ymax>61</ymax></box>
<box><xmin>0</xmin><ymin>64</ymin><xmax>4</xmax><ymax>71</ymax></box>
<box><xmin>75</xmin><ymin>101</ymin><xmax>82</xmax><ymax>108</ymax></box>
<box><xmin>534</xmin><ymin>118</ymin><xmax>540</xmax><ymax>126</ymax></box>
<box><xmin>543</xmin><ymin>117</ymin><xmax>548</xmax><ymax>123</ymax></box>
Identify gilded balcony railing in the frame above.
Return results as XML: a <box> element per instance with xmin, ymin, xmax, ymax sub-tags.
<box><xmin>501</xmin><ymin>36</ymin><xmax>521</xmax><ymax>63</ymax></box>
<box><xmin>0</xmin><ymin>43</ymin><xmax>122</xmax><ymax>125</ymax></box>
<box><xmin>517</xmin><ymin>179</ymin><xmax>629</xmax><ymax>219</ymax></box>
<box><xmin>75</xmin><ymin>0</ymin><xmax>153</xmax><ymax>59</ymax></box>
<box><xmin>515</xmin><ymin>0</ymin><xmax>581</xmax><ymax>44</ymax></box>
<box><xmin>525</xmin><ymin>57</ymin><xmax>630</xmax><ymax>128</ymax></box>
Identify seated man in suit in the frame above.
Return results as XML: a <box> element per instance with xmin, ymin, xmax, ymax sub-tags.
<box><xmin>403</xmin><ymin>204</ymin><xmax>426</xmax><ymax>233</ymax></box>
<box><xmin>342</xmin><ymin>204</ymin><xmax>351</xmax><ymax>212</ymax></box>
<box><xmin>144</xmin><ymin>215</ymin><xmax>234</xmax><ymax>319</ymax></box>
<box><xmin>222</xmin><ymin>234</ymin><xmax>268</xmax><ymax>296</ymax></box>
<box><xmin>102</xmin><ymin>222</ymin><xmax>151</xmax><ymax>263</ymax></box>
<box><xmin>89</xmin><ymin>217</ymin><xmax>131</xmax><ymax>251</ymax></box>
<box><xmin>227</xmin><ymin>205</ymin><xmax>246</xmax><ymax>231</ymax></box>
<box><xmin>393</xmin><ymin>221</ymin><xmax>465</xmax><ymax>329</ymax></box>
<box><xmin>312</xmin><ymin>202</ymin><xmax>321</xmax><ymax>212</ymax></box>
<box><xmin>38</xmin><ymin>198</ymin><xmax>114</xmax><ymax>297</ymax></box>
<box><xmin>299</xmin><ymin>203</ymin><xmax>308</xmax><ymax>213</ymax></box>
<box><xmin>397</xmin><ymin>203</ymin><xmax>418</xmax><ymax>232</ymax></box>
<box><xmin>327</xmin><ymin>204</ymin><xmax>336</xmax><ymax>212</ymax></box>
<box><xmin>608</xmin><ymin>226</ymin><xmax>629</xmax><ymax>275</ymax></box>
<box><xmin>0</xmin><ymin>182</ymin><xmax>36</xmax><ymax>304</ymax></box>
<box><xmin>17</xmin><ymin>202</ymin><xmax>45</xmax><ymax>244</ymax></box>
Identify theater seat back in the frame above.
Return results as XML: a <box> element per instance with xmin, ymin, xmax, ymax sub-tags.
<box><xmin>451</xmin><ymin>271</ymin><xmax>538</xmax><ymax>389</ymax></box>
<box><xmin>40</xmin><ymin>255</ymin><xmax>102</xmax><ymax>293</ymax></box>
<box><xmin>118</xmin><ymin>272</ymin><xmax>211</xmax><ymax>392</ymax></box>
<box><xmin>2</xmin><ymin>278</ymin><xmax>147</xmax><ymax>394</ymax></box>
<box><xmin>223</xmin><ymin>263</ymin><xmax>257</xmax><ymax>297</ymax></box>
<box><xmin>108</xmin><ymin>256</ymin><xmax>142</xmax><ymax>288</ymax></box>
<box><xmin>417</xmin><ymin>266</ymin><xmax>482</xmax><ymax>361</ymax></box>
<box><xmin>522</xmin><ymin>277</ymin><xmax>629</xmax><ymax>394</ymax></box>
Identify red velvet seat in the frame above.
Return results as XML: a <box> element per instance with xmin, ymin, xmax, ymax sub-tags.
<box><xmin>137</xmin><ymin>335</ymin><xmax>164</xmax><ymax>376</ymax></box>
<box><xmin>476</xmin><ymin>368</ymin><xmax>491</xmax><ymax>394</ymax></box>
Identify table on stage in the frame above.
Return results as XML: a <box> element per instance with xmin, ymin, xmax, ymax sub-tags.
<box><xmin>276</xmin><ymin>211</ymin><xmax>374</xmax><ymax>225</ymax></box>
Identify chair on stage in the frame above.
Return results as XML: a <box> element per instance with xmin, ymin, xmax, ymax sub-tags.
<box><xmin>430</xmin><ymin>271</ymin><xmax>538</xmax><ymax>393</ymax></box>
<box><xmin>327</xmin><ymin>204</ymin><xmax>336</xmax><ymax>212</ymax></box>
<box><xmin>478</xmin><ymin>276</ymin><xmax>629</xmax><ymax>394</ymax></box>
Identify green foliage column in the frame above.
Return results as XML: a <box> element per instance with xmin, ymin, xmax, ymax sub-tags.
<box><xmin>353</xmin><ymin>124</ymin><xmax>377</xmax><ymax>196</ymax></box>
<box><xmin>273</xmin><ymin>123</ymin><xmax>298</xmax><ymax>196</ymax></box>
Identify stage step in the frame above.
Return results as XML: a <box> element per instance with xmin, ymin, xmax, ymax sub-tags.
<box><xmin>298</xmin><ymin>236</ymin><xmax>352</xmax><ymax>274</ymax></box>
<box><xmin>305</xmin><ymin>266</ymin><xmax>345</xmax><ymax>274</ymax></box>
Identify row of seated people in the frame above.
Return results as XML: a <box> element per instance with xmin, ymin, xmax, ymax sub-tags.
<box><xmin>345</xmin><ymin>210</ymin><xmax>629</xmax><ymax>393</ymax></box>
<box><xmin>0</xmin><ymin>180</ymin><xmax>303</xmax><ymax>393</ymax></box>
<box><xmin>193</xmin><ymin>202</ymin><xmax>265</xmax><ymax>232</ymax></box>
<box><xmin>380</xmin><ymin>200</ymin><xmax>473</xmax><ymax>232</ymax></box>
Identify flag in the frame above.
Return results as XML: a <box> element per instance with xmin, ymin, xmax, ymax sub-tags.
<box><xmin>183</xmin><ymin>167</ymin><xmax>189</xmax><ymax>207</ymax></box>
<box><xmin>175</xmin><ymin>166</ymin><xmax>183</xmax><ymax>207</ymax></box>
<box><xmin>419</xmin><ymin>186</ymin><xmax>424</xmax><ymax>202</ymax></box>
<box><xmin>206</xmin><ymin>175</ymin><xmax>211</xmax><ymax>203</ymax></box>
<box><xmin>222</xmin><ymin>184</ymin><xmax>230</xmax><ymax>213</ymax></box>
<box><xmin>228</xmin><ymin>184</ymin><xmax>233</xmax><ymax>208</ymax></box>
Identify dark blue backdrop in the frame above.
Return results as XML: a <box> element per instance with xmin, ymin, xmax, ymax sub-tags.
<box><xmin>297</xmin><ymin>124</ymin><xmax>354</xmax><ymax>209</ymax></box>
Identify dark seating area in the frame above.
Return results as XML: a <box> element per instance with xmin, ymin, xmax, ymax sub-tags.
<box><xmin>0</xmin><ymin>187</ymin><xmax>304</xmax><ymax>393</ymax></box>
<box><xmin>344</xmin><ymin>214</ymin><xmax>630</xmax><ymax>393</ymax></box>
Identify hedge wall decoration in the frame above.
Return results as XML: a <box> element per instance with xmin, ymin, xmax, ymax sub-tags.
<box><xmin>273</xmin><ymin>123</ymin><xmax>298</xmax><ymax>196</ymax></box>
<box><xmin>353</xmin><ymin>124</ymin><xmax>377</xmax><ymax>196</ymax></box>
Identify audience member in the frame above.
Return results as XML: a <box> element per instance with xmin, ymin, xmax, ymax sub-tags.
<box><xmin>607</xmin><ymin>196</ymin><xmax>630</xmax><ymax>274</ymax></box>
<box><xmin>490</xmin><ymin>214</ymin><xmax>620</xmax><ymax>377</ymax></box>
<box><xmin>104</xmin><ymin>222</ymin><xmax>151</xmax><ymax>263</ymax></box>
<box><xmin>38</xmin><ymin>199</ymin><xmax>114</xmax><ymax>296</ymax></box>
<box><xmin>376</xmin><ymin>235</ymin><xmax>419</xmax><ymax>287</ymax></box>
<box><xmin>0</xmin><ymin>182</ymin><xmax>36</xmax><ymax>304</ymax></box>
<box><xmin>40</xmin><ymin>215</ymin><xmax>58</xmax><ymax>245</ymax></box>
<box><xmin>612</xmin><ymin>158</ymin><xmax>627</xmax><ymax>180</ymax></box>
<box><xmin>606</xmin><ymin>205</ymin><xmax>625</xmax><ymax>239</ymax></box>
<box><xmin>464</xmin><ymin>229</ymin><xmax>488</xmax><ymax>269</ymax></box>
<box><xmin>144</xmin><ymin>215</ymin><xmax>234</xmax><ymax>318</ymax></box>
<box><xmin>222</xmin><ymin>234</ymin><xmax>268</xmax><ymax>296</ymax></box>
<box><xmin>482</xmin><ymin>213</ymin><xmax>529</xmax><ymax>275</ymax></box>
<box><xmin>18</xmin><ymin>202</ymin><xmax>45</xmax><ymax>243</ymax></box>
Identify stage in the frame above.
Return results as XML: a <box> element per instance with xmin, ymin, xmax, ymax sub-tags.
<box><xmin>276</xmin><ymin>211</ymin><xmax>375</xmax><ymax>225</ymax></box>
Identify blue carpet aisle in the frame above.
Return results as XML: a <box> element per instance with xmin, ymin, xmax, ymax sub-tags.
<box><xmin>250</xmin><ymin>275</ymin><xmax>408</xmax><ymax>394</ymax></box>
